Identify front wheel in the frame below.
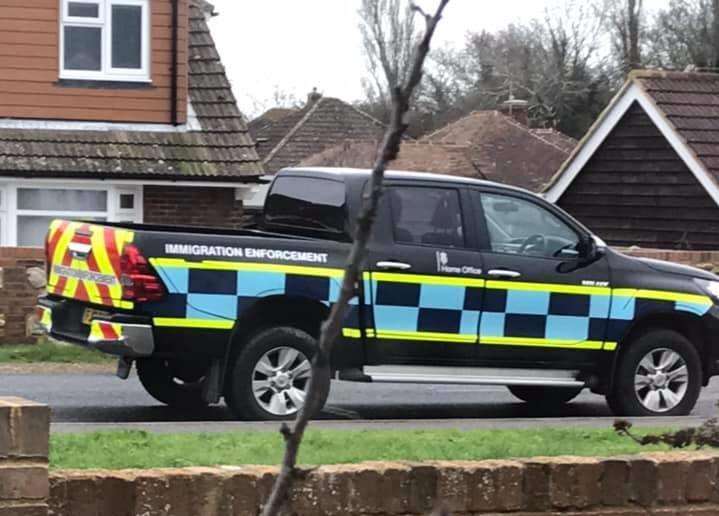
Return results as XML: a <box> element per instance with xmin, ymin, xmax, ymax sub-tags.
<box><xmin>606</xmin><ymin>330</ymin><xmax>701</xmax><ymax>416</ymax></box>
<box><xmin>508</xmin><ymin>385</ymin><xmax>583</xmax><ymax>405</ymax></box>
<box><xmin>225</xmin><ymin>327</ymin><xmax>328</xmax><ymax>421</ymax></box>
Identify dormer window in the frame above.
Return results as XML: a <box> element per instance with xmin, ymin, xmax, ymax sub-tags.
<box><xmin>60</xmin><ymin>0</ymin><xmax>150</xmax><ymax>82</ymax></box>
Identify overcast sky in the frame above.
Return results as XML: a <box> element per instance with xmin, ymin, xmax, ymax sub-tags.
<box><xmin>208</xmin><ymin>0</ymin><xmax>666</xmax><ymax>119</ymax></box>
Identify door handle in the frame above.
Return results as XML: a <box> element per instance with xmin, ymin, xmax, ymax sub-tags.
<box><xmin>376</xmin><ymin>261</ymin><xmax>412</xmax><ymax>271</ymax></box>
<box><xmin>488</xmin><ymin>269</ymin><xmax>521</xmax><ymax>279</ymax></box>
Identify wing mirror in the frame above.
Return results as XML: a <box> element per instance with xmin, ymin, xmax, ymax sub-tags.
<box><xmin>577</xmin><ymin>234</ymin><xmax>601</xmax><ymax>262</ymax></box>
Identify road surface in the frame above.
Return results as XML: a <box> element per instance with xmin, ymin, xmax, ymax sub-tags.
<box><xmin>2</xmin><ymin>370</ymin><xmax>717</xmax><ymax>432</ymax></box>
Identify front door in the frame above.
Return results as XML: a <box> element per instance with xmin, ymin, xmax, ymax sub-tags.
<box><xmin>366</xmin><ymin>184</ymin><xmax>484</xmax><ymax>366</ymax></box>
<box><xmin>473</xmin><ymin>190</ymin><xmax>611</xmax><ymax>368</ymax></box>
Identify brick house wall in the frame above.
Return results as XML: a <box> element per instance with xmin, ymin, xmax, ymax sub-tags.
<box><xmin>143</xmin><ymin>185</ymin><xmax>245</xmax><ymax>228</ymax></box>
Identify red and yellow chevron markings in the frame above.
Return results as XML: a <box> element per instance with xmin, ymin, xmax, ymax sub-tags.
<box><xmin>88</xmin><ymin>320</ymin><xmax>124</xmax><ymax>343</ymax></box>
<box><xmin>46</xmin><ymin>220</ymin><xmax>135</xmax><ymax>309</ymax></box>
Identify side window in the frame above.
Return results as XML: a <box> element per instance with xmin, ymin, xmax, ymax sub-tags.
<box><xmin>479</xmin><ymin>192</ymin><xmax>579</xmax><ymax>258</ymax></box>
<box><xmin>388</xmin><ymin>187</ymin><xmax>465</xmax><ymax>248</ymax></box>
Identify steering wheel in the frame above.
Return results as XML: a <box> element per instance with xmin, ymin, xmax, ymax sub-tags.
<box><xmin>519</xmin><ymin>234</ymin><xmax>546</xmax><ymax>255</ymax></box>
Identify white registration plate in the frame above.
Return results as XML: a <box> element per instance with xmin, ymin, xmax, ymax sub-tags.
<box><xmin>82</xmin><ymin>308</ymin><xmax>111</xmax><ymax>326</ymax></box>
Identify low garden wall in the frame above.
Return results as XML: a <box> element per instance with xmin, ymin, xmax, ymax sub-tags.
<box><xmin>0</xmin><ymin>247</ymin><xmax>45</xmax><ymax>344</ymax></box>
<box><xmin>4</xmin><ymin>397</ymin><xmax>719</xmax><ymax>515</ymax></box>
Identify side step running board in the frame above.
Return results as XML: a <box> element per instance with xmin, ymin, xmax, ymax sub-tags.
<box><xmin>363</xmin><ymin>365</ymin><xmax>585</xmax><ymax>387</ymax></box>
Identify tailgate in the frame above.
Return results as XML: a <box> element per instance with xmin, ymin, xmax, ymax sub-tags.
<box><xmin>46</xmin><ymin>220</ymin><xmax>135</xmax><ymax>309</ymax></box>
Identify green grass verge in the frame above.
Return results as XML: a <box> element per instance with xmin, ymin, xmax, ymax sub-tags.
<box><xmin>0</xmin><ymin>341</ymin><xmax>112</xmax><ymax>364</ymax></box>
<box><xmin>50</xmin><ymin>427</ymin><xmax>676</xmax><ymax>470</ymax></box>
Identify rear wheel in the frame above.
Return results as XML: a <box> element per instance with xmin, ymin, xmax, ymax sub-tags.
<box><xmin>225</xmin><ymin>327</ymin><xmax>327</xmax><ymax>421</ymax></box>
<box><xmin>606</xmin><ymin>330</ymin><xmax>701</xmax><ymax>416</ymax></box>
<box><xmin>508</xmin><ymin>385</ymin><xmax>583</xmax><ymax>405</ymax></box>
<box><xmin>136</xmin><ymin>358</ymin><xmax>209</xmax><ymax>409</ymax></box>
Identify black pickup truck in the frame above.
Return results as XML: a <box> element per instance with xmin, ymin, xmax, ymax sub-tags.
<box><xmin>38</xmin><ymin>167</ymin><xmax>719</xmax><ymax>419</ymax></box>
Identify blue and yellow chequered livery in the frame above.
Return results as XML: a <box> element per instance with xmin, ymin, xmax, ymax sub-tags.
<box><xmin>149</xmin><ymin>258</ymin><xmax>358</xmax><ymax>329</ymax></box>
<box><xmin>148</xmin><ymin>258</ymin><xmax>712</xmax><ymax>351</ymax></box>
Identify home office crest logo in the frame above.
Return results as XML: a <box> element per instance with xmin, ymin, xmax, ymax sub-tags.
<box><xmin>435</xmin><ymin>251</ymin><xmax>482</xmax><ymax>276</ymax></box>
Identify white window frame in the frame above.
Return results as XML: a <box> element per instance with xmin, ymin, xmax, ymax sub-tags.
<box><xmin>59</xmin><ymin>0</ymin><xmax>151</xmax><ymax>83</ymax></box>
<box><xmin>1</xmin><ymin>183</ymin><xmax>142</xmax><ymax>247</ymax></box>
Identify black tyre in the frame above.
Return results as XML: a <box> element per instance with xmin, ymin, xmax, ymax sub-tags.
<box><xmin>136</xmin><ymin>358</ymin><xmax>209</xmax><ymax>409</ymax></box>
<box><xmin>508</xmin><ymin>385</ymin><xmax>583</xmax><ymax>404</ymax></box>
<box><xmin>225</xmin><ymin>327</ymin><xmax>328</xmax><ymax>421</ymax></box>
<box><xmin>606</xmin><ymin>329</ymin><xmax>701</xmax><ymax>417</ymax></box>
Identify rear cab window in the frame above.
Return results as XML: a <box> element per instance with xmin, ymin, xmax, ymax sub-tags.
<box><xmin>264</xmin><ymin>176</ymin><xmax>348</xmax><ymax>238</ymax></box>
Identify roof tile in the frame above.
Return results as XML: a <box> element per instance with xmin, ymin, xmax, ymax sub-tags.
<box><xmin>421</xmin><ymin>110</ymin><xmax>576</xmax><ymax>192</ymax></box>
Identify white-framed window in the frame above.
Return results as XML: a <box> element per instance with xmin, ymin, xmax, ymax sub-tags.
<box><xmin>1</xmin><ymin>183</ymin><xmax>142</xmax><ymax>247</ymax></box>
<box><xmin>60</xmin><ymin>0</ymin><xmax>151</xmax><ymax>82</ymax></box>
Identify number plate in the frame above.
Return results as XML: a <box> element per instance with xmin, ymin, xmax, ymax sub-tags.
<box><xmin>82</xmin><ymin>308</ymin><xmax>111</xmax><ymax>326</ymax></box>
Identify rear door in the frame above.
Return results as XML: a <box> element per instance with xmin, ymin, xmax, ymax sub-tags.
<box><xmin>366</xmin><ymin>182</ymin><xmax>484</xmax><ymax>366</ymax></box>
<box><xmin>472</xmin><ymin>189</ymin><xmax>611</xmax><ymax>368</ymax></box>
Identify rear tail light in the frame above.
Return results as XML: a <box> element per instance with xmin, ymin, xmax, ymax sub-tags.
<box><xmin>120</xmin><ymin>244</ymin><xmax>164</xmax><ymax>303</ymax></box>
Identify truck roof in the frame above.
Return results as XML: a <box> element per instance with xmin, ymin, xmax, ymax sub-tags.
<box><xmin>279</xmin><ymin>167</ymin><xmax>539</xmax><ymax>197</ymax></box>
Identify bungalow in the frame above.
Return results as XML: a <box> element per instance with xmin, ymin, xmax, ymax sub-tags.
<box><xmin>545</xmin><ymin>70</ymin><xmax>719</xmax><ymax>250</ymax></box>
<box><xmin>0</xmin><ymin>0</ymin><xmax>262</xmax><ymax>248</ymax></box>
<box><xmin>421</xmin><ymin>100</ymin><xmax>577</xmax><ymax>192</ymax></box>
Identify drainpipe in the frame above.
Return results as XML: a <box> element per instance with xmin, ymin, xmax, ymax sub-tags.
<box><xmin>170</xmin><ymin>0</ymin><xmax>179</xmax><ymax>126</ymax></box>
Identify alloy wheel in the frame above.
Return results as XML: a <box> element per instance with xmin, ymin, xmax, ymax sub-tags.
<box><xmin>634</xmin><ymin>348</ymin><xmax>689</xmax><ymax>413</ymax></box>
<box><xmin>251</xmin><ymin>346</ymin><xmax>312</xmax><ymax>416</ymax></box>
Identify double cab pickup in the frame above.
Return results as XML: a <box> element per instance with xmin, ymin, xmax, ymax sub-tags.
<box><xmin>38</xmin><ymin>168</ymin><xmax>719</xmax><ymax>419</ymax></box>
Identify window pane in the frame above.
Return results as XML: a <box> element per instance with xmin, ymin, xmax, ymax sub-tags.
<box><xmin>64</xmin><ymin>26</ymin><xmax>102</xmax><ymax>71</ymax></box>
<box><xmin>119</xmin><ymin>193</ymin><xmax>135</xmax><ymax>210</ymax></box>
<box><xmin>112</xmin><ymin>5</ymin><xmax>143</xmax><ymax>69</ymax></box>
<box><xmin>264</xmin><ymin>177</ymin><xmax>346</xmax><ymax>234</ymax></box>
<box><xmin>480</xmin><ymin>193</ymin><xmax>578</xmax><ymax>257</ymax></box>
<box><xmin>18</xmin><ymin>189</ymin><xmax>107</xmax><ymax>212</ymax></box>
<box><xmin>388</xmin><ymin>187</ymin><xmax>465</xmax><ymax>247</ymax></box>
<box><xmin>18</xmin><ymin>216</ymin><xmax>105</xmax><ymax>247</ymax></box>
<box><xmin>68</xmin><ymin>2</ymin><xmax>99</xmax><ymax>17</ymax></box>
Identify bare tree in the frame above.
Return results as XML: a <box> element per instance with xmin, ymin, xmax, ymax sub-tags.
<box><xmin>359</xmin><ymin>0</ymin><xmax>420</xmax><ymax>119</ymax></box>
<box><xmin>603</xmin><ymin>0</ymin><xmax>643</xmax><ymax>74</ymax></box>
<box><xmin>259</xmin><ymin>2</ymin><xmax>450</xmax><ymax>515</ymax></box>
<box><xmin>645</xmin><ymin>0</ymin><xmax>715</xmax><ymax>69</ymax></box>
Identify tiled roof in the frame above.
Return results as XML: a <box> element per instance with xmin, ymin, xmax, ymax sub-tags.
<box><xmin>300</xmin><ymin>140</ymin><xmax>480</xmax><ymax>177</ymax></box>
<box><xmin>422</xmin><ymin>111</ymin><xmax>577</xmax><ymax>192</ymax></box>
<box><xmin>0</xmin><ymin>0</ymin><xmax>263</xmax><ymax>181</ymax></box>
<box><xmin>634</xmin><ymin>71</ymin><xmax>719</xmax><ymax>183</ymax></box>
<box><xmin>249</xmin><ymin>97</ymin><xmax>385</xmax><ymax>174</ymax></box>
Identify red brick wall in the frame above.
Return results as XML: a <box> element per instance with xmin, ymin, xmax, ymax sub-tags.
<box><xmin>0</xmin><ymin>247</ymin><xmax>45</xmax><ymax>344</ymax></box>
<box><xmin>143</xmin><ymin>186</ymin><xmax>245</xmax><ymax>228</ymax></box>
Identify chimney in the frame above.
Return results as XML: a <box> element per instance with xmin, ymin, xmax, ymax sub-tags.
<box><xmin>500</xmin><ymin>97</ymin><xmax>529</xmax><ymax>126</ymax></box>
<box><xmin>307</xmin><ymin>87</ymin><xmax>322</xmax><ymax>107</ymax></box>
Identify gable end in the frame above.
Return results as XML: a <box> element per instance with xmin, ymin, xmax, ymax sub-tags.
<box><xmin>557</xmin><ymin>102</ymin><xmax>719</xmax><ymax>249</ymax></box>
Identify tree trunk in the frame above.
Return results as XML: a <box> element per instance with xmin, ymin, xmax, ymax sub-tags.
<box><xmin>627</xmin><ymin>0</ymin><xmax>641</xmax><ymax>71</ymax></box>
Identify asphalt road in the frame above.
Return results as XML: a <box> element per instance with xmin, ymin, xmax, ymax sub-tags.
<box><xmin>2</xmin><ymin>371</ymin><xmax>718</xmax><ymax>433</ymax></box>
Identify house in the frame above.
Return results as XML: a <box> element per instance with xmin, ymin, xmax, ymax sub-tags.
<box><xmin>300</xmin><ymin>140</ymin><xmax>479</xmax><ymax>178</ymax></box>
<box><xmin>421</xmin><ymin>101</ymin><xmax>577</xmax><ymax>192</ymax></box>
<box><xmin>249</xmin><ymin>93</ymin><xmax>385</xmax><ymax>175</ymax></box>
<box><xmin>0</xmin><ymin>0</ymin><xmax>262</xmax><ymax>247</ymax></box>
<box><xmin>544</xmin><ymin>70</ymin><xmax>719</xmax><ymax>250</ymax></box>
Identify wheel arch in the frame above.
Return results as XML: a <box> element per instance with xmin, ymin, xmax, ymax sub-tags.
<box><xmin>220</xmin><ymin>295</ymin><xmax>330</xmax><ymax>390</ymax></box>
<box><xmin>606</xmin><ymin>311</ymin><xmax>709</xmax><ymax>391</ymax></box>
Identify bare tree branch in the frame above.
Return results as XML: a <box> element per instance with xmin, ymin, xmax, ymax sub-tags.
<box><xmin>259</xmin><ymin>2</ymin><xmax>450</xmax><ymax>515</ymax></box>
